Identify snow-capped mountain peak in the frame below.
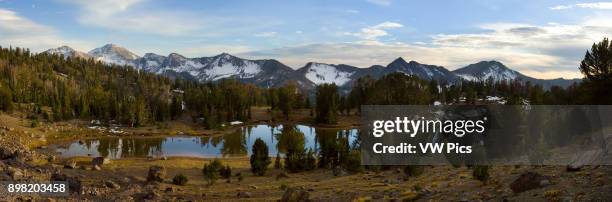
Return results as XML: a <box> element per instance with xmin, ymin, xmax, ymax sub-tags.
<box><xmin>385</xmin><ymin>57</ymin><xmax>458</xmax><ymax>82</ymax></box>
<box><xmin>44</xmin><ymin>46</ymin><xmax>90</xmax><ymax>59</ymax></box>
<box><xmin>88</xmin><ymin>44</ymin><xmax>140</xmax><ymax>66</ymax></box>
<box><xmin>201</xmin><ymin>53</ymin><xmax>262</xmax><ymax>81</ymax></box>
<box><xmin>453</xmin><ymin>60</ymin><xmax>521</xmax><ymax>82</ymax></box>
<box><xmin>41</xmin><ymin>44</ymin><xmax>580</xmax><ymax>90</ymax></box>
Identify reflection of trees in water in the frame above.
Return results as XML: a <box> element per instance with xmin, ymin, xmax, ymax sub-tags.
<box><xmin>275</xmin><ymin>125</ymin><xmax>305</xmax><ymax>154</ymax></box>
<box><xmin>94</xmin><ymin>138</ymin><xmax>164</xmax><ymax>158</ymax></box>
<box><xmin>315</xmin><ymin>128</ymin><xmax>350</xmax><ymax>168</ymax></box>
<box><xmin>210</xmin><ymin>136</ymin><xmax>223</xmax><ymax>147</ymax></box>
<box><xmin>75</xmin><ymin>125</ymin><xmax>358</xmax><ymax>159</ymax></box>
<box><xmin>200</xmin><ymin>136</ymin><xmax>210</xmax><ymax>147</ymax></box>
<box><xmin>221</xmin><ymin>129</ymin><xmax>247</xmax><ymax>156</ymax></box>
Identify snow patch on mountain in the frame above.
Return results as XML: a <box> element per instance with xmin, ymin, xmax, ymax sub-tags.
<box><xmin>201</xmin><ymin>54</ymin><xmax>262</xmax><ymax>81</ymax></box>
<box><xmin>481</xmin><ymin>64</ymin><xmax>518</xmax><ymax>81</ymax></box>
<box><xmin>305</xmin><ymin>63</ymin><xmax>353</xmax><ymax>85</ymax></box>
<box><xmin>453</xmin><ymin>61</ymin><xmax>520</xmax><ymax>82</ymax></box>
<box><xmin>456</xmin><ymin>74</ymin><xmax>478</xmax><ymax>81</ymax></box>
<box><xmin>44</xmin><ymin>46</ymin><xmax>90</xmax><ymax>59</ymax></box>
<box><xmin>88</xmin><ymin>44</ymin><xmax>140</xmax><ymax>66</ymax></box>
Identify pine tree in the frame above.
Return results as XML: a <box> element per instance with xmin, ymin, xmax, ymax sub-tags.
<box><xmin>579</xmin><ymin>37</ymin><xmax>612</xmax><ymax>104</ymax></box>
<box><xmin>315</xmin><ymin>84</ymin><xmax>339</xmax><ymax>124</ymax></box>
<box><xmin>250</xmin><ymin>138</ymin><xmax>271</xmax><ymax>176</ymax></box>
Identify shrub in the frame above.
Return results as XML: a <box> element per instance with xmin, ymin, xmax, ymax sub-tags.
<box><xmin>202</xmin><ymin>159</ymin><xmax>223</xmax><ymax>185</ymax></box>
<box><xmin>220</xmin><ymin>165</ymin><xmax>232</xmax><ymax>179</ymax></box>
<box><xmin>274</xmin><ymin>154</ymin><xmax>282</xmax><ymax>169</ymax></box>
<box><xmin>280</xmin><ymin>183</ymin><xmax>288</xmax><ymax>190</ymax></box>
<box><xmin>30</xmin><ymin>119</ymin><xmax>39</xmax><ymax>128</ymax></box>
<box><xmin>305</xmin><ymin>149</ymin><xmax>317</xmax><ymax>170</ymax></box>
<box><xmin>284</xmin><ymin>148</ymin><xmax>316</xmax><ymax>173</ymax></box>
<box><xmin>235</xmin><ymin>172</ymin><xmax>244</xmax><ymax>182</ymax></box>
<box><xmin>403</xmin><ymin>165</ymin><xmax>424</xmax><ymax>177</ymax></box>
<box><xmin>250</xmin><ymin>138</ymin><xmax>271</xmax><ymax>176</ymax></box>
<box><xmin>0</xmin><ymin>85</ymin><xmax>12</xmax><ymax>112</ymax></box>
<box><xmin>172</xmin><ymin>173</ymin><xmax>188</xmax><ymax>186</ymax></box>
<box><xmin>472</xmin><ymin>165</ymin><xmax>490</xmax><ymax>183</ymax></box>
<box><xmin>343</xmin><ymin>150</ymin><xmax>363</xmax><ymax>173</ymax></box>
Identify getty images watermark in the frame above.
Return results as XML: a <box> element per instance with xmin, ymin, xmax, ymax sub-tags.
<box><xmin>360</xmin><ymin>105</ymin><xmax>612</xmax><ymax>166</ymax></box>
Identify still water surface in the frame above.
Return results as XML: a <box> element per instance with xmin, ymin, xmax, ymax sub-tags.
<box><xmin>55</xmin><ymin>124</ymin><xmax>358</xmax><ymax>159</ymax></box>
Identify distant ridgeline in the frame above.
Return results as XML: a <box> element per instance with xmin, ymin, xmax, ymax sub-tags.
<box><xmin>43</xmin><ymin>44</ymin><xmax>581</xmax><ymax>92</ymax></box>
<box><xmin>0</xmin><ymin>46</ymin><xmax>593</xmax><ymax>128</ymax></box>
<box><xmin>0</xmin><ymin>46</ymin><xmax>276</xmax><ymax>128</ymax></box>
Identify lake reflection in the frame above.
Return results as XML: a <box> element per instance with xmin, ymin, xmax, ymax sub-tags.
<box><xmin>55</xmin><ymin>124</ymin><xmax>358</xmax><ymax>159</ymax></box>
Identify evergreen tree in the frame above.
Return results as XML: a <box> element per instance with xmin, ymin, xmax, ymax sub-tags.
<box><xmin>579</xmin><ymin>37</ymin><xmax>612</xmax><ymax>104</ymax></box>
<box><xmin>250</xmin><ymin>138</ymin><xmax>271</xmax><ymax>176</ymax></box>
<box><xmin>315</xmin><ymin>84</ymin><xmax>339</xmax><ymax>124</ymax></box>
<box><xmin>0</xmin><ymin>84</ymin><xmax>12</xmax><ymax>112</ymax></box>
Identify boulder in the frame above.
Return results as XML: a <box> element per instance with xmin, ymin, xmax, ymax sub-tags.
<box><xmin>51</xmin><ymin>173</ymin><xmax>82</xmax><ymax>193</ymax></box>
<box><xmin>144</xmin><ymin>191</ymin><xmax>160</xmax><ymax>200</ymax></box>
<box><xmin>281</xmin><ymin>187</ymin><xmax>310</xmax><ymax>202</ymax></box>
<box><xmin>7</xmin><ymin>167</ymin><xmax>24</xmax><ymax>180</ymax></box>
<box><xmin>64</xmin><ymin>160</ymin><xmax>77</xmax><ymax>169</ymax></box>
<box><xmin>237</xmin><ymin>191</ymin><xmax>252</xmax><ymax>198</ymax></box>
<box><xmin>566</xmin><ymin>164</ymin><xmax>583</xmax><ymax>172</ymax></box>
<box><xmin>276</xmin><ymin>171</ymin><xmax>289</xmax><ymax>180</ymax></box>
<box><xmin>509</xmin><ymin>172</ymin><xmax>550</xmax><ymax>193</ymax></box>
<box><xmin>92</xmin><ymin>157</ymin><xmax>110</xmax><ymax>167</ymax></box>
<box><xmin>147</xmin><ymin>166</ymin><xmax>166</xmax><ymax>182</ymax></box>
<box><xmin>0</xmin><ymin>146</ymin><xmax>15</xmax><ymax>160</ymax></box>
<box><xmin>104</xmin><ymin>180</ymin><xmax>120</xmax><ymax>189</ymax></box>
<box><xmin>333</xmin><ymin>167</ymin><xmax>348</xmax><ymax>177</ymax></box>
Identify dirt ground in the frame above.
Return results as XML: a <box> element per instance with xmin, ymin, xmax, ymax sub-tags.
<box><xmin>48</xmin><ymin>156</ymin><xmax>612</xmax><ymax>201</ymax></box>
<box><xmin>1</xmin><ymin>109</ymin><xmax>611</xmax><ymax>201</ymax></box>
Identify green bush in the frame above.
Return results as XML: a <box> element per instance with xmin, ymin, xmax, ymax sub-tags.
<box><xmin>472</xmin><ymin>165</ymin><xmax>490</xmax><ymax>183</ymax></box>
<box><xmin>30</xmin><ymin>119</ymin><xmax>39</xmax><ymax>128</ymax></box>
<box><xmin>0</xmin><ymin>85</ymin><xmax>12</xmax><ymax>112</ymax></box>
<box><xmin>172</xmin><ymin>173</ymin><xmax>188</xmax><ymax>186</ymax></box>
<box><xmin>220</xmin><ymin>165</ymin><xmax>232</xmax><ymax>179</ymax></box>
<box><xmin>343</xmin><ymin>150</ymin><xmax>363</xmax><ymax>173</ymax></box>
<box><xmin>280</xmin><ymin>183</ymin><xmax>288</xmax><ymax>190</ymax></box>
<box><xmin>403</xmin><ymin>165</ymin><xmax>424</xmax><ymax>177</ymax></box>
<box><xmin>284</xmin><ymin>148</ymin><xmax>316</xmax><ymax>173</ymax></box>
<box><xmin>250</xmin><ymin>138</ymin><xmax>271</xmax><ymax>176</ymax></box>
<box><xmin>202</xmin><ymin>159</ymin><xmax>223</xmax><ymax>185</ymax></box>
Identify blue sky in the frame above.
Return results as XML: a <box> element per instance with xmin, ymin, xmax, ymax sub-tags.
<box><xmin>1</xmin><ymin>0</ymin><xmax>611</xmax><ymax>79</ymax></box>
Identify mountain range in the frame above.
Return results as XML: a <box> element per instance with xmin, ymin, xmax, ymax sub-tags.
<box><xmin>44</xmin><ymin>44</ymin><xmax>581</xmax><ymax>90</ymax></box>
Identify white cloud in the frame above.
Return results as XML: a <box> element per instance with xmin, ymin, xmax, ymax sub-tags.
<box><xmin>172</xmin><ymin>45</ymin><xmax>253</xmax><ymax>57</ymax></box>
<box><xmin>61</xmin><ymin>0</ymin><xmax>144</xmax><ymax>16</ymax></box>
<box><xmin>243</xmin><ymin>42</ymin><xmax>581</xmax><ymax>79</ymax></box>
<box><xmin>551</xmin><ymin>2</ymin><xmax>612</xmax><ymax>10</ymax></box>
<box><xmin>254</xmin><ymin>32</ymin><xmax>277</xmax><ymax>37</ymax></box>
<box><xmin>576</xmin><ymin>2</ymin><xmax>612</xmax><ymax>9</ymax></box>
<box><xmin>61</xmin><ymin>0</ymin><xmax>204</xmax><ymax>36</ymax></box>
<box><xmin>550</xmin><ymin>5</ymin><xmax>573</xmax><ymax>10</ymax></box>
<box><xmin>0</xmin><ymin>8</ymin><xmax>91</xmax><ymax>52</ymax></box>
<box><xmin>245</xmin><ymin>16</ymin><xmax>612</xmax><ymax>79</ymax></box>
<box><xmin>347</xmin><ymin>21</ymin><xmax>403</xmax><ymax>41</ymax></box>
<box><xmin>366</xmin><ymin>0</ymin><xmax>392</xmax><ymax>6</ymax></box>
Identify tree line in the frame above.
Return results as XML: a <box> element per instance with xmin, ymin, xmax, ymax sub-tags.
<box><xmin>0</xmin><ymin>46</ymin><xmax>306</xmax><ymax>128</ymax></box>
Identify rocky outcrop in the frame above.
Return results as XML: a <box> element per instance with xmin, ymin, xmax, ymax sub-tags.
<box><xmin>147</xmin><ymin>166</ymin><xmax>166</xmax><ymax>182</ymax></box>
<box><xmin>92</xmin><ymin>157</ymin><xmax>110</xmax><ymax>167</ymax></box>
<box><xmin>509</xmin><ymin>172</ymin><xmax>551</xmax><ymax>193</ymax></box>
<box><xmin>281</xmin><ymin>187</ymin><xmax>310</xmax><ymax>202</ymax></box>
